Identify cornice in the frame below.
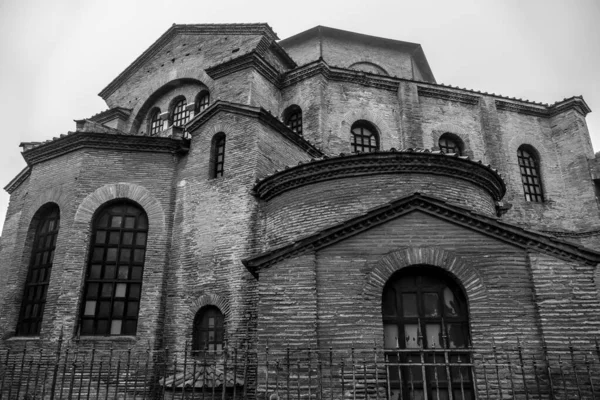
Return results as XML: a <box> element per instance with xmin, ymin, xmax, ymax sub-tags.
<box><xmin>20</xmin><ymin>132</ymin><xmax>190</xmax><ymax>166</ymax></box>
<box><xmin>417</xmin><ymin>86</ymin><xmax>480</xmax><ymax>105</ymax></box>
<box><xmin>88</xmin><ymin>107</ymin><xmax>132</xmax><ymax>124</ymax></box>
<box><xmin>4</xmin><ymin>167</ymin><xmax>31</xmax><ymax>194</ymax></box>
<box><xmin>242</xmin><ymin>194</ymin><xmax>600</xmax><ymax>275</ymax></box>
<box><xmin>541</xmin><ymin>229</ymin><xmax>600</xmax><ymax>238</ymax></box>
<box><xmin>205</xmin><ymin>51</ymin><xmax>281</xmax><ymax>88</ymax></box>
<box><xmin>253</xmin><ymin>150</ymin><xmax>506</xmax><ymax>202</ymax></box>
<box><xmin>99</xmin><ymin>23</ymin><xmax>279</xmax><ymax>100</ymax></box>
<box><xmin>495</xmin><ymin>96</ymin><xmax>591</xmax><ymax>118</ymax></box>
<box><xmin>186</xmin><ymin>101</ymin><xmax>323</xmax><ymax>158</ymax></box>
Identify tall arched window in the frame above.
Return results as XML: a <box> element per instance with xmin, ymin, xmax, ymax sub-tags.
<box><xmin>16</xmin><ymin>204</ymin><xmax>60</xmax><ymax>336</ymax></box>
<box><xmin>79</xmin><ymin>201</ymin><xmax>148</xmax><ymax>336</ymax></box>
<box><xmin>438</xmin><ymin>133</ymin><xmax>463</xmax><ymax>155</ymax></box>
<box><xmin>193</xmin><ymin>306</ymin><xmax>225</xmax><ymax>352</ymax></box>
<box><xmin>517</xmin><ymin>145</ymin><xmax>544</xmax><ymax>202</ymax></box>
<box><xmin>283</xmin><ymin>105</ymin><xmax>303</xmax><ymax>136</ymax></box>
<box><xmin>148</xmin><ymin>108</ymin><xmax>163</xmax><ymax>136</ymax></box>
<box><xmin>382</xmin><ymin>267</ymin><xmax>472</xmax><ymax>399</ymax></box>
<box><xmin>351</xmin><ymin>121</ymin><xmax>379</xmax><ymax>153</ymax></box>
<box><xmin>210</xmin><ymin>132</ymin><xmax>226</xmax><ymax>178</ymax></box>
<box><xmin>171</xmin><ymin>97</ymin><xmax>190</xmax><ymax>127</ymax></box>
<box><xmin>195</xmin><ymin>90</ymin><xmax>210</xmax><ymax>114</ymax></box>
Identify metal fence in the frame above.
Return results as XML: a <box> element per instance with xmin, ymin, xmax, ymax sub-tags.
<box><xmin>1</xmin><ymin>338</ymin><xmax>599</xmax><ymax>399</ymax></box>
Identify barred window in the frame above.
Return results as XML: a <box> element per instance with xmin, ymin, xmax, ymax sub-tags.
<box><xmin>382</xmin><ymin>267</ymin><xmax>473</xmax><ymax>400</ymax></box>
<box><xmin>195</xmin><ymin>91</ymin><xmax>210</xmax><ymax>114</ymax></box>
<box><xmin>171</xmin><ymin>98</ymin><xmax>190</xmax><ymax>127</ymax></box>
<box><xmin>16</xmin><ymin>204</ymin><xmax>60</xmax><ymax>336</ymax></box>
<box><xmin>79</xmin><ymin>201</ymin><xmax>148</xmax><ymax>336</ymax></box>
<box><xmin>211</xmin><ymin>133</ymin><xmax>226</xmax><ymax>178</ymax></box>
<box><xmin>193</xmin><ymin>306</ymin><xmax>225</xmax><ymax>352</ymax></box>
<box><xmin>284</xmin><ymin>105</ymin><xmax>302</xmax><ymax>136</ymax></box>
<box><xmin>149</xmin><ymin>108</ymin><xmax>163</xmax><ymax>136</ymax></box>
<box><xmin>438</xmin><ymin>133</ymin><xmax>463</xmax><ymax>155</ymax></box>
<box><xmin>517</xmin><ymin>146</ymin><xmax>544</xmax><ymax>202</ymax></box>
<box><xmin>351</xmin><ymin>121</ymin><xmax>379</xmax><ymax>153</ymax></box>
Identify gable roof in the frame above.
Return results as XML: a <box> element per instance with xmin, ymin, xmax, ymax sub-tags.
<box><xmin>99</xmin><ymin>23</ymin><xmax>282</xmax><ymax>100</ymax></box>
<box><xmin>242</xmin><ymin>193</ymin><xmax>600</xmax><ymax>276</ymax></box>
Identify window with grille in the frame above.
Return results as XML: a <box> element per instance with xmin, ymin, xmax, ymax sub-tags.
<box><xmin>211</xmin><ymin>133</ymin><xmax>226</xmax><ymax>178</ymax></box>
<box><xmin>284</xmin><ymin>105</ymin><xmax>302</xmax><ymax>136</ymax></box>
<box><xmin>16</xmin><ymin>205</ymin><xmax>60</xmax><ymax>336</ymax></box>
<box><xmin>517</xmin><ymin>146</ymin><xmax>544</xmax><ymax>202</ymax></box>
<box><xmin>351</xmin><ymin>121</ymin><xmax>379</xmax><ymax>153</ymax></box>
<box><xmin>171</xmin><ymin>98</ymin><xmax>190</xmax><ymax>127</ymax></box>
<box><xmin>195</xmin><ymin>91</ymin><xmax>210</xmax><ymax>114</ymax></box>
<box><xmin>438</xmin><ymin>133</ymin><xmax>463</xmax><ymax>155</ymax></box>
<box><xmin>382</xmin><ymin>267</ymin><xmax>473</xmax><ymax>400</ymax></box>
<box><xmin>193</xmin><ymin>306</ymin><xmax>225</xmax><ymax>352</ymax></box>
<box><xmin>149</xmin><ymin>108</ymin><xmax>163</xmax><ymax>136</ymax></box>
<box><xmin>79</xmin><ymin>201</ymin><xmax>148</xmax><ymax>336</ymax></box>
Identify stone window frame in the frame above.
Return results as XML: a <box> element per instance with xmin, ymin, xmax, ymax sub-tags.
<box><xmin>78</xmin><ymin>199</ymin><xmax>148</xmax><ymax>336</ymax></box>
<box><xmin>351</xmin><ymin>120</ymin><xmax>380</xmax><ymax>153</ymax></box>
<box><xmin>283</xmin><ymin>104</ymin><xmax>303</xmax><ymax>136</ymax></box>
<box><xmin>209</xmin><ymin>132</ymin><xmax>226</xmax><ymax>179</ymax></box>
<box><xmin>438</xmin><ymin>132</ymin><xmax>464</xmax><ymax>156</ymax></box>
<box><xmin>517</xmin><ymin>144</ymin><xmax>544</xmax><ymax>203</ymax></box>
<box><xmin>16</xmin><ymin>203</ymin><xmax>61</xmax><ymax>336</ymax></box>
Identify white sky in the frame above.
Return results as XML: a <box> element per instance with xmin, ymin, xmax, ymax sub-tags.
<box><xmin>0</xmin><ymin>0</ymin><xmax>599</xmax><ymax>233</ymax></box>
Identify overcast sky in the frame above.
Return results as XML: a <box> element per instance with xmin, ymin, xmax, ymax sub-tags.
<box><xmin>0</xmin><ymin>0</ymin><xmax>599</xmax><ymax>233</ymax></box>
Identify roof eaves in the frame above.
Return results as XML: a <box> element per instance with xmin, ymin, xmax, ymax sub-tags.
<box><xmin>4</xmin><ymin>166</ymin><xmax>31</xmax><ymax>194</ymax></box>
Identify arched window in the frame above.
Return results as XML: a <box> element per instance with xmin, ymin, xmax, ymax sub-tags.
<box><xmin>193</xmin><ymin>306</ymin><xmax>225</xmax><ymax>352</ymax></box>
<box><xmin>148</xmin><ymin>108</ymin><xmax>163</xmax><ymax>136</ymax></box>
<box><xmin>210</xmin><ymin>133</ymin><xmax>226</xmax><ymax>178</ymax></box>
<box><xmin>195</xmin><ymin>90</ymin><xmax>210</xmax><ymax>114</ymax></box>
<box><xmin>284</xmin><ymin>105</ymin><xmax>303</xmax><ymax>136</ymax></box>
<box><xmin>171</xmin><ymin>97</ymin><xmax>190</xmax><ymax>127</ymax></box>
<box><xmin>382</xmin><ymin>267</ymin><xmax>472</xmax><ymax>399</ymax></box>
<box><xmin>351</xmin><ymin>121</ymin><xmax>379</xmax><ymax>153</ymax></box>
<box><xmin>517</xmin><ymin>145</ymin><xmax>544</xmax><ymax>202</ymax></box>
<box><xmin>79</xmin><ymin>201</ymin><xmax>148</xmax><ymax>336</ymax></box>
<box><xmin>16</xmin><ymin>204</ymin><xmax>60</xmax><ymax>336</ymax></box>
<box><xmin>438</xmin><ymin>133</ymin><xmax>463</xmax><ymax>155</ymax></box>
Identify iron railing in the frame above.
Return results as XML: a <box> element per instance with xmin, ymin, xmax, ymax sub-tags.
<box><xmin>1</xmin><ymin>338</ymin><xmax>599</xmax><ymax>399</ymax></box>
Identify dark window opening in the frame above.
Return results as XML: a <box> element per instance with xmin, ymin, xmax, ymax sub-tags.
<box><xmin>517</xmin><ymin>146</ymin><xmax>544</xmax><ymax>202</ymax></box>
<box><xmin>195</xmin><ymin>91</ymin><xmax>210</xmax><ymax>114</ymax></box>
<box><xmin>284</xmin><ymin>106</ymin><xmax>303</xmax><ymax>136</ymax></box>
<box><xmin>16</xmin><ymin>205</ymin><xmax>60</xmax><ymax>336</ymax></box>
<box><xmin>382</xmin><ymin>267</ymin><xmax>473</xmax><ymax>400</ymax></box>
<box><xmin>149</xmin><ymin>108</ymin><xmax>162</xmax><ymax>136</ymax></box>
<box><xmin>211</xmin><ymin>133</ymin><xmax>226</xmax><ymax>178</ymax></box>
<box><xmin>193</xmin><ymin>306</ymin><xmax>225</xmax><ymax>352</ymax></box>
<box><xmin>171</xmin><ymin>98</ymin><xmax>190</xmax><ymax>127</ymax></box>
<box><xmin>79</xmin><ymin>201</ymin><xmax>148</xmax><ymax>336</ymax></box>
<box><xmin>351</xmin><ymin>121</ymin><xmax>379</xmax><ymax>153</ymax></box>
<box><xmin>438</xmin><ymin>133</ymin><xmax>463</xmax><ymax>155</ymax></box>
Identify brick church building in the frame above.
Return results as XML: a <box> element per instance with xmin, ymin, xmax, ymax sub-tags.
<box><xmin>1</xmin><ymin>23</ymin><xmax>599</xmax><ymax>399</ymax></box>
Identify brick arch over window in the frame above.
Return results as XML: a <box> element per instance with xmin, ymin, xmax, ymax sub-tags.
<box><xmin>362</xmin><ymin>247</ymin><xmax>488</xmax><ymax>316</ymax></box>
<box><xmin>340</xmin><ymin>109</ymin><xmax>389</xmax><ymax>150</ymax></box>
<box><xmin>506</xmin><ymin>135</ymin><xmax>554</xmax><ymax>198</ymax></box>
<box><xmin>430</xmin><ymin>123</ymin><xmax>473</xmax><ymax>157</ymax></box>
<box><xmin>130</xmin><ymin>73</ymin><xmax>214</xmax><ymax>134</ymax></box>
<box><xmin>187</xmin><ymin>293</ymin><xmax>231</xmax><ymax>321</ymax></box>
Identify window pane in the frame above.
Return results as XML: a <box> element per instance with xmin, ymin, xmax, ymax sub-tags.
<box><xmin>135</xmin><ymin>233</ymin><xmax>147</xmax><ymax>246</ymax></box>
<box><xmin>110</xmin><ymin>320</ymin><xmax>122</xmax><ymax>335</ymax></box>
<box><xmin>124</xmin><ymin>217</ymin><xmax>135</xmax><ymax>229</ymax></box>
<box><xmin>384</xmin><ymin>324</ymin><xmax>399</xmax><ymax>348</ymax></box>
<box><xmin>104</xmin><ymin>265</ymin><xmax>116</xmax><ymax>279</ymax></box>
<box><xmin>120</xmin><ymin>249</ymin><xmax>131</xmax><ymax>263</ymax></box>
<box><xmin>423</xmin><ymin>293</ymin><xmax>440</xmax><ymax>317</ymax></box>
<box><xmin>90</xmin><ymin>265</ymin><xmax>102</xmax><ymax>279</ymax></box>
<box><xmin>110</xmin><ymin>216</ymin><xmax>122</xmax><ymax>228</ymax></box>
<box><xmin>118</xmin><ymin>266</ymin><xmax>129</xmax><ymax>279</ymax></box>
<box><xmin>402</xmin><ymin>293</ymin><xmax>418</xmax><ymax>317</ymax></box>
<box><xmin>106</xmin><ymin>248</ymin><xmax>117</xmax><ymax>262</ymax></box>
<box><xmin>123</xmin><ymin>232</ymin><xmax>133</xmax><ymax>245</ymax></box>
<box><xmin>443</xmin><ymin>287</ymin><xmax>458</xmax><ymax>316</ymax></box>
<box><xmin>84</xmin><ymin>301</ymin><xmax>96</xmax><ymax>316</ymax></box>
<box><xmin>98</xmin><ymin>301</ymin><xmax>111</xmax><ymax>317</ymax></box>
<box><xmin>133</xmin><ymin>249</ymin><xmax>145</xmax><ymax>263</ymax></box>
<box><xmin>113</xmin><ymin>301</ymin><xmax>124</xmax><ymax>317</ymax></box>
<box><xmin>115</xmin><ymin>283</ymin><xmax>127</xmax><ymax>297</ymax></box>
<box><xmin>108</xmin><ymin>232</ymin><xmax>120</xmax><ymax>244</ymax></box>
<box><xmin>404</xmin><ymin>324</ymin><xmax>420</xmax><ymax>348</ymax></box>
<box><xmin>425</xmin><ymin>324</ymin><xmax>442</xmax><ymax>348</ymax></box>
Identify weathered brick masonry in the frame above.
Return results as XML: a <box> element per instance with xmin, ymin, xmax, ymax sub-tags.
<box><xmin>1</xmin><ymin>23</ymin><xmax>600</xmax><ymax>398</ymax></box>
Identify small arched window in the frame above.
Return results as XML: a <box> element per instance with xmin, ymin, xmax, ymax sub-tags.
<box><xmin>210</xmin><ymin>133</ymin><xmax>226</xmax><ymax>178</ymax></box>
<box><xmin>148</xmin><ymin>108</ymin><xmax>163</xmax><ymax>136</ymax></box>
<box><xmin>193</xmin><ymin>306</ymin><xmax>225</xmax><ymax>352</ymax></box>
<box><xmin>195</xmin><ymin>91</ymin><xmax>210</xmax><ymax>114</ymax></box>
<box><xmin>79</xmin><ymin>201</ymin><xmax>148</xmax><ymax>336</ymax></box>
<box><xmin>171</xmin><ymin>97</ymin><xmax>190</xmax><ymax>127</ymax></box>
<box><xmin>438</xmin><ymin>133</ymin><xmax>463</xmax><ymax>155</ymax></box>
<box><xmin>517</xmin><ymin>145</ymin><xmax>544</xmax><ymax>202</ymax></box>
<box><xmin>382</xmin><ymin>267</ymin><xmax>472</xmax><ymax>399</ymax></box>
<box><xmin>16</xmin><ymin>204</ymin><xmax>60</xmax><ymax>336</ymax></box>
<box><xmin>284</xmin><ymin>105</ymin><xmax>303</xmax><ymax>136</ymax></box>
<box><xmin>351</xmin><ymin>120</ymin><xmax>379</xmax><ymax>153</ymax></box>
